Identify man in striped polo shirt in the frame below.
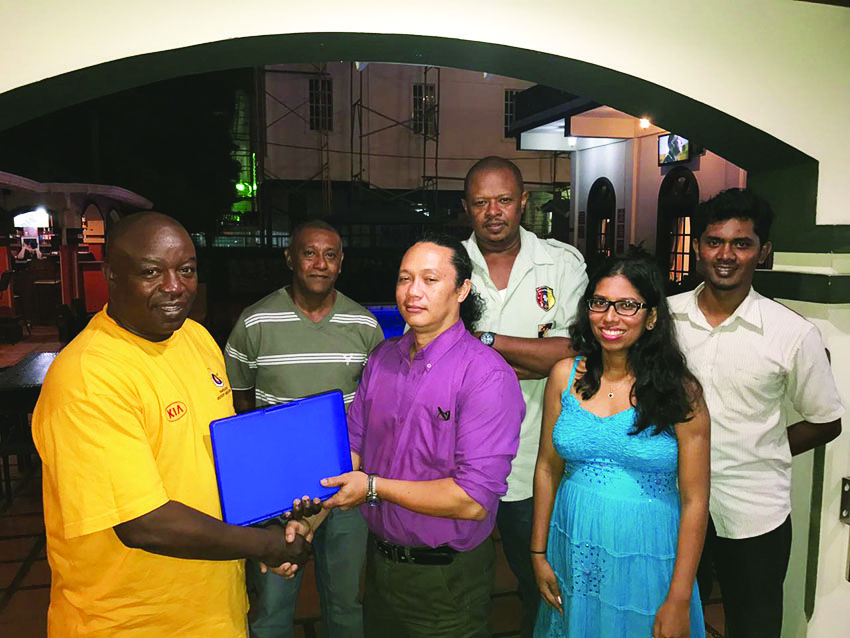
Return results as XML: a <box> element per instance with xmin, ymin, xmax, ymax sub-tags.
<box><xmin>225</xmin><ymin>220</ymin><xmax>384</xmax><ymax>638</ymax></box>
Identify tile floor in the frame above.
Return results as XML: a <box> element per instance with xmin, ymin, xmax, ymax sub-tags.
<box><xmin>0</xmin><ymin>327</ymin><xmax>725</xmax><ymax>636</ymax></box>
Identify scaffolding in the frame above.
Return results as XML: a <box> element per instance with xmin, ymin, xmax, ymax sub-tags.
<box><xmin>263</xmin><ymin>65</ymin><xmax>334</xmax><ymax>218</ymax></box>
<box><xmin>349</xmin><ymin>63</ymin><xmax>441</xmax><ymax>216</ymax></box>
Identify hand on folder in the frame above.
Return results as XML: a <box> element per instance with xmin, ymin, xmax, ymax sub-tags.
<box><xmin>282</xmin><ymin>496</ymin><xmax>324</xmax><ymax>521</ymax></box>
<box><xmin>321</xmin><ymin>470</ymin><xmax>367</xmax><ymax>510</ymax></box>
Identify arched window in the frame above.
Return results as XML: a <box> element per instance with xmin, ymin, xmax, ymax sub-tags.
<box><xmin>656</xmin><ymin>167</ymin><xmax>699</xmax><ymax>286</ymax></box>
<box><xmin>586</xmin><ymin>177</ymin><xmax>616</xmax><ymax>269</ymax></box>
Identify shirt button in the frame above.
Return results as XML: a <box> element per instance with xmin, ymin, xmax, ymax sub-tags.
<box><xmin>426</xmin><ymin>363</ymin><xmax>432</xmax><ymax>370</ymax></box>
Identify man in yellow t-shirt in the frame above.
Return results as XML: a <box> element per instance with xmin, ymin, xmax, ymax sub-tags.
<box><xmin>33</xmin><ymin>212</ymin><xmax>313</xmax><ymax>637</ymax></box>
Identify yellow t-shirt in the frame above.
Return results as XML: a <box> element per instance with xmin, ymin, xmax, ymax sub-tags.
<box><xmin>33</xmin><ymin>310</ymin><xmax>247</xmax><ymax>637</ymax></box>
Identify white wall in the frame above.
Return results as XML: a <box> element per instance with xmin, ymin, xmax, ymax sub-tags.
<box><xmin>264</xmin><ymin>63</ymin><xmax>567</xmax><ymax>192</ymax></box>
<box><xmin>572</xmin><ymin>140</ymin><xmax>629</xmax><ymax>250</ymax></box>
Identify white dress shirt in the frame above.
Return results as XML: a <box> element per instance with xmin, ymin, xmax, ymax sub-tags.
<box><xmin>464</xmin><ymin>226</ymin><xmax>588</xmax><ymax>501</ymax></box>
<box><xmin>669</xmin><ymin>284</ymin><xmax>844</xmax><ymax>539</ymax></box>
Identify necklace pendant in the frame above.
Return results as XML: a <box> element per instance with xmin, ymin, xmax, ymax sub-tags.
<box><xmin>607</xmin><ymin>392</ymin><xmax>614</xmax><ymax>399</ymax></box>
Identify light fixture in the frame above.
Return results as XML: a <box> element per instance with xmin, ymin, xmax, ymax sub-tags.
<box><xmin>639</xmin><ymin>118</ymin><xmax>651</xmax><ymax>129</ymax></box>
<box><xmin>567</xmin><ymin>136</ymin><xmax>577</xmax><ymax>147</ymax></box>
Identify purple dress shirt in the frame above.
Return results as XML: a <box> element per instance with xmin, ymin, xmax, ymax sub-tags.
<box><xmin>348</xmin><ymin>320</ymin><xmax>525</xmax><ymax>551</ymax></box>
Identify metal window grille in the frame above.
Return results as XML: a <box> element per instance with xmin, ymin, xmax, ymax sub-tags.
<box><xmin>309</xmin><ymin>78</ymin><xmax>333</xmax><ymax>132</ymax></box>
<box><xmin>668</xmin><ymin>216</ymin><xmax>692</xmax><ymax>282</ymax></box>
<box><xmin>413</xmin><ymin>83</ymin><xmax>437</xmax><ymax>136</ymax></box>
<box><xmin>504</xmin><ymin>89</ymin><xmax>519</xmax><ymax>137</ymax></box>
<box><xmin>598</xmin><ymin>217</ymin><xmax>613</xmax><ymax>258</ymax></box>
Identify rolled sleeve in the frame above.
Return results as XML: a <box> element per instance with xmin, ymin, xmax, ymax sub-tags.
<box><xmin>452</xmin><ymin>369</ymin><xmax>525</xmax><ymax>513</ymax></box>
<box><xmin>788</xmin><ymin>326</ymin><xmax>845</xmax><ymax>423</ymax></box>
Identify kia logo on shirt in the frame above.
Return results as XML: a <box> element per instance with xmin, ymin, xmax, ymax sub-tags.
<box><xmin>165</xmin><ymin>401</ymin><xmax>188</xmax><ymax>422</ymax></box>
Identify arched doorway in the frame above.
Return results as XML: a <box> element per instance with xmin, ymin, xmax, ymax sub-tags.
<box><xmin>585</xmin><ymin>177</ymin><xmax>615</xmax><ymax>271</ymax></box>
<box><xmin>655</xmin><ymin>166</ymin><xmax>699</xmax><ymax>292</ymax></box>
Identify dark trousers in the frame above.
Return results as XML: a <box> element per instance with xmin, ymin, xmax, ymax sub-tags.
<box><xmin>363</xmin><ymin>536</ymin><xmax>495</xmax><ymax>638</ymax></box>
<box><xmin>497</xmin><ymin>498</ymin><xmax>539</xmax><ymax>638</ymax></box>
<box><xmin>697</xmin><ymin>515</ymin><xmax>792</xmax><ymax>638</ymax></box>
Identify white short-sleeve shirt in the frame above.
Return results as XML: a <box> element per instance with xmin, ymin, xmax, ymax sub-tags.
<box><xmin>464</xmin><ymin>226</ymin><xmax>588</xmax><ymax>501</ymax></box>
<box><xmin>669</xmin><ymin>284</ymin><xmax>844</xmax><ymax>539</ymax></box>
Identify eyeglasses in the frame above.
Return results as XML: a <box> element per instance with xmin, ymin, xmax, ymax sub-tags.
<box><xmin>587</xmin><ymin>297</ymin><xmax>649</xmax><ymax>316</ymax></box>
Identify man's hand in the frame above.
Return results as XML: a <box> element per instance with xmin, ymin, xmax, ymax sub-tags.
<box><xmin>285</xmin><ymin>519</ymin><xmax>314</xmax><ymax>544</ymax></box>
<box><xmin>258</xmin><ymin>527</ymin><xmax>312</xmax><ymax>578</ymax></box>
<box><xmin>283</xmin><ymin>495</ymin><xmax>323</xmax><ymax>521</ymax></box>
<box><xmin>321</xmin><ymin>470</ymin><xmax>368</xmax><ymax>510</ymax></box>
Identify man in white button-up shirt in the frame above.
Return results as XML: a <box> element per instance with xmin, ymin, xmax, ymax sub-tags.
<box><xmin>461</xmin><ymin>157</ymin><xmax>588</xmax><ymax>637</ymax></box>
<box><xmin>669</xmin><ymin>188</ymin><xmax>843</xmax><ymax>638</ymax></box>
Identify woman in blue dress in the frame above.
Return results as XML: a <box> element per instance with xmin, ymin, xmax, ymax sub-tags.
<box><xmin>532</xmin><ymin>250</ymin><xmax>709</xmax><ymax>638</ymax></box>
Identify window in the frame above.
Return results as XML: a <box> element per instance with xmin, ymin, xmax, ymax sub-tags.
<box><xmin>504</xmin><ymin>89</ymin><xmax>519</xmax><ymax>137</ymax></box>
<box><xmin>597</xmin><ymin>217</ymin><xmax>613</xmax><ymax>258</ymax></box>
<box><xmin>668</xmin><ymin>216</ymin><xmax>691</xmax><ymax>282</ymax></box>
<box><xmin>413</xmin><ymin>83</ymin><xmax>437</xmax><ymax>136</ymax></box>
<box><xmin>309</xmin><ymin>78</ymin><xmax>333</xmax><ymax>132</ymax></box>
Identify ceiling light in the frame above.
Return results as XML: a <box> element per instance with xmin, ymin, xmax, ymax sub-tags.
<box><xmin>639</xmin><ymin>118</ymin><xmax>651</xmax><ymax>129</ymax></box>
<box><xmin>567</xmin><ymin>137</ymin><xmax>577</xmax><ymax>147</ymax></box>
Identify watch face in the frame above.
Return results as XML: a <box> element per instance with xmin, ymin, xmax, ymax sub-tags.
<box><xmin>480</xmin><ymin>332</ymin><xmax>495</xmax><ymax>347</ymax></box>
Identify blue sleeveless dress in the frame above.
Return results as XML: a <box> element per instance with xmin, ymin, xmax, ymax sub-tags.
<box><xmin>535</xmin><ymin>359</ymin><xmax>704</xmax><ymax>637</ymax></box>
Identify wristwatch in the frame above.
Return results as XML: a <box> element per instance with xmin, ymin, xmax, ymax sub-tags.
<box><xmin>366</xmin><ymin>473</ymin><xmax>381</xmax><ymax>507</ymax></box>
<box><xmin>479</xmin><ymin>331</ymin><xmax>496</xmax><ymax>347</ymax></box>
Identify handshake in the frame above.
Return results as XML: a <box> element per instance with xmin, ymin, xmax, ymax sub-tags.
<box><xmin>259</xmin><ymin>496</ymin><xmax>325</xmax><ymax>578</ymax></box>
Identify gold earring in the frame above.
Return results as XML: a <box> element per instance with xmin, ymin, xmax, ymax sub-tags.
<box><xmin>647</xmin><ymin>322</ymin><xmax>656</xmax><ymax>330</ymax></box>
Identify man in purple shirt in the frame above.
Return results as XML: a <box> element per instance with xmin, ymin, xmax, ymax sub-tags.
<box><xmin>322</xmin><ymin>233</ymin><xmax>525</xmax><ymax>637</ymax></box>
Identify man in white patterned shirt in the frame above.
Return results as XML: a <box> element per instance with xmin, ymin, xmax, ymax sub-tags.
<box><xmin>225</xmin><ymin>220</ymin><xmax>384</xmax><ymax>638</ymax></box>
<box><xmin>669</xmin><ymin>189</ymin><xmax>843</xmax><ymax>638</ymax></box>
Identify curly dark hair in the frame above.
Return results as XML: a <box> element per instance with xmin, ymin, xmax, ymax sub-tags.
<box><xmin>414</xmin><ymin>232</ymin><xmax>485</xmax><ymax>330</ymax></box>
<box><xmin>691</xmin><ymin>188</ymin><xmax>774</xmax><ymax>246</ymax></box>
<box><xmin>569</xmin><ymin>248</ymin><xmax>702</xmax><ymax>436</ymax></box>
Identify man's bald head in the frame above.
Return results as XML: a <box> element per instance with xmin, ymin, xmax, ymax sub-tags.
<box><xmin>105</xmin><ymin>212</ymin><xmax>191</xmax><ymax>264</ymax></box>
<box><xmin>103</xmin><ymin>211</ymin><xmax>198</xmax><ymax>342</ymax></box>
<box><xmin>463</xmin><ymin>156</ymin><xmax>524</xmax><ymax>201</ymax></box>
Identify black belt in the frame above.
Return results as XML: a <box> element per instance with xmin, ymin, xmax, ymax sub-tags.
<box><xmin>373</xmin><ymin>536</ymin><xmax>458</xmax><ymax>565</ymax></box>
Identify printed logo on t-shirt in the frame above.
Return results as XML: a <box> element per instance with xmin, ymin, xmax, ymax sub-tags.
<box><xmin>536</xmin><ymin>286</ymin><xmax>556</xmax><ymax>311</ymax></box>
<box><xmin>165</xmin><ymin>401</ymin><xmax>188</xmax><ymax>422</ymax></box>
<box><xmin>208</xmin><ymin>368</ymin><xmax>232</xmax><ymax>401</ymax></box>
<box><xmin>538</xmin><ymin>322</ymin><xmax>553</xmax><ymax>338</ymax></box>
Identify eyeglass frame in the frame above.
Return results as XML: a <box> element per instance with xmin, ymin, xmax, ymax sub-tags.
<box><xmin>586</xmin><ymin>297</ymin><xmax>650</xmax><ymax>317</ymax></box>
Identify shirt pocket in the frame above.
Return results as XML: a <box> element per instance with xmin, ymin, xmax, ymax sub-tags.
<box><xmin>414</xmin><ymin>401</ymin><xmax>458</xmax><ymax>474</ymax></box>
<box><xmin>722</xmin><ymin>360</ymin><xmax>784</xmax><ymax>416</ymax></box>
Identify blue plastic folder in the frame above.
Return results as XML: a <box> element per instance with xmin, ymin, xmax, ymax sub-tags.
<box><xmin>210</xmin><ymin>390</ymin><xmax>353</xmax><ymax>526</ymax></box>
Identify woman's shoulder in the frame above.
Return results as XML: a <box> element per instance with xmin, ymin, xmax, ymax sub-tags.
<box><xmin>549</xmin><ymin>356</ymin><xmax>583</xmax><ymax>392</ymax></box>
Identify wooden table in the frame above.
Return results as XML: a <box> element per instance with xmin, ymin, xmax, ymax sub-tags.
<box><xmin>0</xmin><ymin>351</ymin><xmax>58</xmax><ymax>498</ymax></box>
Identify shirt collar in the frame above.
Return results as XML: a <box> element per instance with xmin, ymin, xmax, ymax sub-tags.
<box><xmin>684</xmin><ymin>283</ymin><xmax>763</xmax><ymax>331</ymax></box>
<box><xmin>466</xmin><ymin>225</ymin><xmax>554</xmax><ymax>271</ymax></box>
<box><xmin>396</xmin><ymin>319</ymin><xmax>467</xmax><ymax>364</ymax></box>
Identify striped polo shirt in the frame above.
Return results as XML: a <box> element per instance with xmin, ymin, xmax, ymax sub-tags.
<box><xmin>224</xmin><ymin>287</ymin><xmax>384</xmax><ymax>408</ymax></box>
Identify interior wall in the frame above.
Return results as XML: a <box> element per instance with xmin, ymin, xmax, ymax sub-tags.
<box><xmin>632</xmin><ymin>137</ymin><xmax>746</xmax><ymax>253</ymax></box>
<box><xmin>572</xmin><ymin>137</ymin><xmax>744</xmax><ymax>255</ymax></box>
<box><xmin>573</xmin><ymin>141</ymin><xmax>629</xmax><ymax>252</ymax></box>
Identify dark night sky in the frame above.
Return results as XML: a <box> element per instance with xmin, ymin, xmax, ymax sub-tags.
<box><xmin>0</xmin><ymin>69</ymin><xmax>252</xmax><ymax>235</ymax></box>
